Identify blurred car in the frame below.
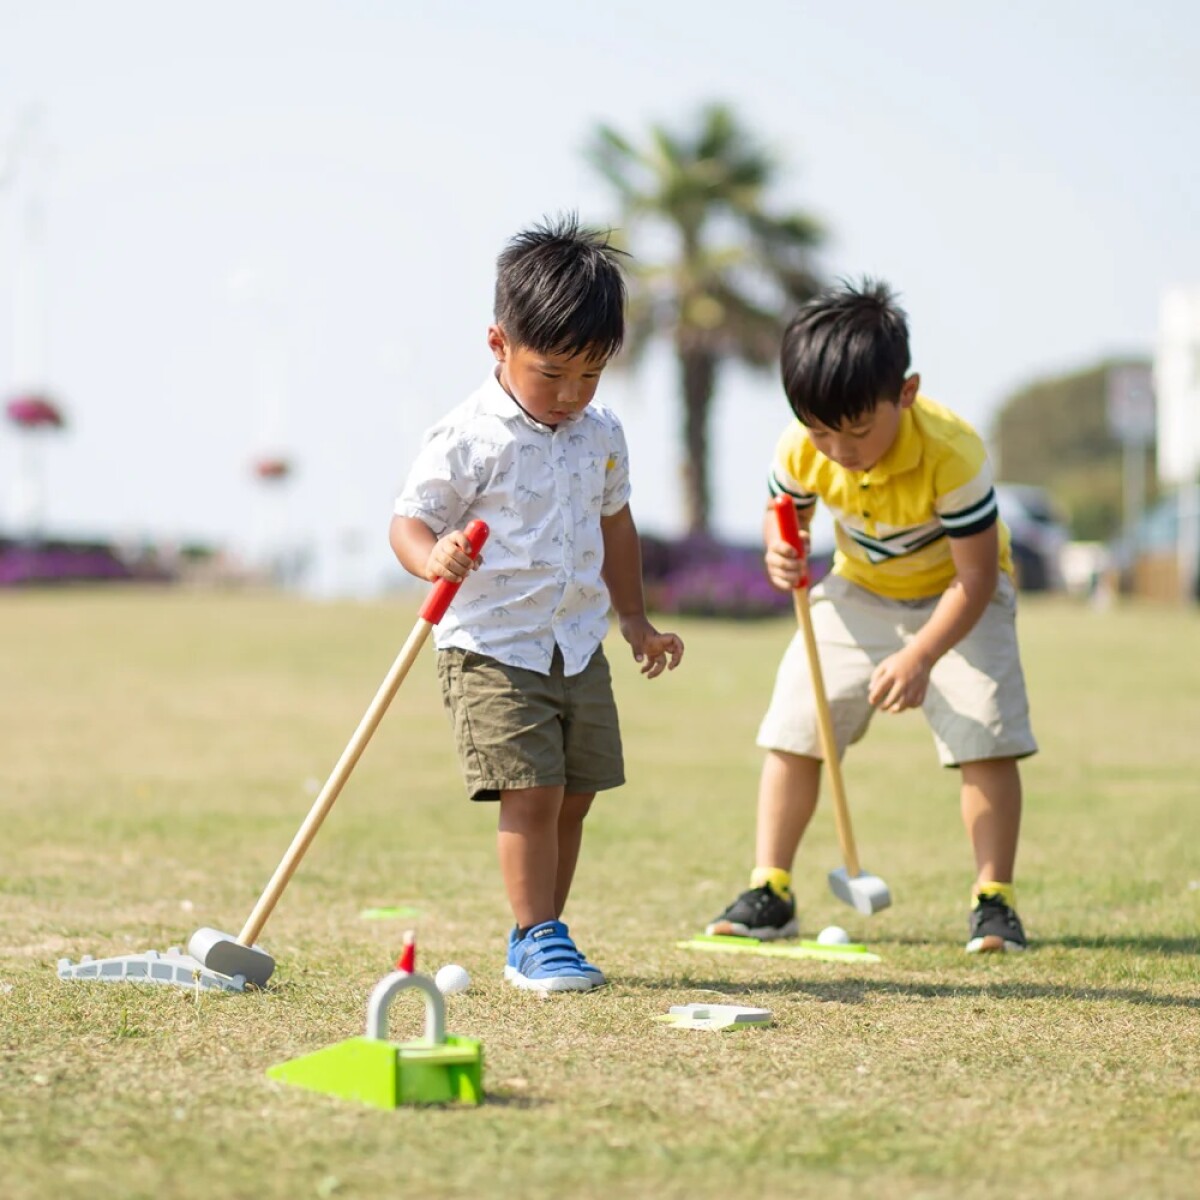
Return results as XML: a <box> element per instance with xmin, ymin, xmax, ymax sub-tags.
<box><xmin>995</xmin><ymin>483</ymin><xmax>1070</xmax><ymax>591</ymax></box>
<box><xmin>1110</xmin><ymin>487</ymin><xmax>1200</xmax><ymax>603</ymax></box>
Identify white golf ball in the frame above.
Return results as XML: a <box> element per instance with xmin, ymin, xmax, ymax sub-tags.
<box><xmin>434</xmin><ymin>963</ymin><xmax>471</xmax><ymax>994</ymax></box>
<box><xmin>816</xmin><ymin>925</ymin><xmax>851</xmax><ymax>946</ymax></box>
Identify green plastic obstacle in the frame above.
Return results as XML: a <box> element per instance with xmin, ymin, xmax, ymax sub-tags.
<box><xmin>678</xmin><ymin>933</ymin><xmax>882</xmax><ymax>964</ymax></box>
<box><xmin>358</xmin><ymin>905</ymin><xmax>421</xmax><ymax>920</ymax></box>
<box><xmin>267</xmin><ymin>970</ymin><xmax>483</xmax><ymax>1108</ymax></box>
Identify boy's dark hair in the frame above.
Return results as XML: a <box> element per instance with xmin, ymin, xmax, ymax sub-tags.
<box><xmin>494</xmin><ymin>214</ymin><xmax>627</xmax><ymax>361</ymax></box>
<box><xmin>780</xmin><ymin>278</ymin><xmax>911</xmax><ymax>428</ymax></box>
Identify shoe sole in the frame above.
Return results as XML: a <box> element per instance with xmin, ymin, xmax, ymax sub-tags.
<box><xmin>504</xmin><ymin>964</ymin><xmax>606</xmax><ymax>986</ymax></box>
<box><xmin>504</xmin><ymin>965</ymin><xmax>595</xmax><ymax>992</ymax></box>
<box><xmin>704</xmin><ymin>917</ymin><xmax>800</xmax><ymax>941</ymax></box>
<box><xmin>965</xmin><ymin>935</ymin><xmax>1026</xmax><ymax>953</ymax></box>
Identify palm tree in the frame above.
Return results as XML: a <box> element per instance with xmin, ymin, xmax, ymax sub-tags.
<box><xmin>588</xmin><ymin>103</ymin><xmax>824</xmax><ymax>534</ymax></box>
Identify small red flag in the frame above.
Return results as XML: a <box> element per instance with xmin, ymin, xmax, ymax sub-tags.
<box><xmin>395</xmin><ymin>930</ymin><xmax>416</xmax><ymax>973</ymax></box>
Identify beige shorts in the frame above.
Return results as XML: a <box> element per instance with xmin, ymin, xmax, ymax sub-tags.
<box><xmin>437</xmin><ymin>645</ymin><xmax>625</xmax><ymax>802</ymax></box>
<box><xmin>757</xmin><ymin>574</ymin><xmax>1037</xmax><ymax>767</ymax></box>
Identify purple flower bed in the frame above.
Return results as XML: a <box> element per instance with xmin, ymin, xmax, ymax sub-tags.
<box><xmin>641</xmin><ymin>533</ymin><xmax>830</xmax><ymax>619</ymax></box>
<box><xmin>0</xmin><ymin>540</ymin><xmax>174</xmax><ymax>586</ymax></box>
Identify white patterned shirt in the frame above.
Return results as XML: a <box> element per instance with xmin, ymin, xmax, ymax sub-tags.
<box><xmin>395</xmin><ymin>372</ymin><xmax>632</xmax><ymax>676</ymax></box>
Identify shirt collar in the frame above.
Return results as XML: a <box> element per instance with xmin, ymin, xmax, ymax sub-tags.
<box><xmin>477</xmin><ymin>370</ymin><xmax>527</xmax><ymax>421</ymax></box>
<box><xmin>477</xmin><ymin>370</ymin><xmax>582</xmax><ymax>433</ymax></box>
<box><xmin>861</xmin><ymin>404</ymin><xmax>921</xmax><ymax>482</ymax></box>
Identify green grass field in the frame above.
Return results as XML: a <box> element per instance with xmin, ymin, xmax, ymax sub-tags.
<box><xmin>2</xmin><ymin>588</ymin><xmax>1198</xmax><ymax>1199</ymax></box>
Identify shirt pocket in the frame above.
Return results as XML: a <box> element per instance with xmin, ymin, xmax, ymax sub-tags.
<box><xmin>575</xmin><ymin>454</ymin><xmax>609</xmax><ymax>518</ymax></box>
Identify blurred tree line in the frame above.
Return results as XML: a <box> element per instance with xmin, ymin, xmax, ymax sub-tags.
<box><xmin>991</xmin><ymin>358</ymin><xmax>1156</xmax><ymax>541</ymax></box>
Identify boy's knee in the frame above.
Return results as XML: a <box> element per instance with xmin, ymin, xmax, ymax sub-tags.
<box><xmin>499</xmin><ymin>785</ymin><xmax>565</xmax><ymax>828</ymax></box>
<box><xmin>560</xmin><ymin>792</ymin><xmax>595</xmax><ymax>823</ymax></box>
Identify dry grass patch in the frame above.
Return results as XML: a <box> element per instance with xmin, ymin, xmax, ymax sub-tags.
<box><xmin>2</xmin><ymin>588</ymin><xmax>1198</xmax><ymax>1199</ymax></box>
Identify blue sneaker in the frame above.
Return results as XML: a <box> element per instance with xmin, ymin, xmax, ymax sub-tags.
<box><xmin>504</xmin><ymin>921</ymin><xmax>594</xmax><ymax>992</ymax></box>
<box><xmin>574</xmin><ymin>944</ymin><xmax>607</xmax><ymax>988</ymax></box>
<box><xmin>505</xmin><ymin>925</ymin><xmax>607</xmax><ymax>988</ymax></box>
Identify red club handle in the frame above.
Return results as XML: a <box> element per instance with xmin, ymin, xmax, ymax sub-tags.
<box><xmin>771</xmin><ymin>495</ymin><xmax>810</xmax><ymax>589</ymax></box>
<box><xmin>418</xmin><ymin>519</ymin><xmax>490</xmax><ymax>624</ymax></box>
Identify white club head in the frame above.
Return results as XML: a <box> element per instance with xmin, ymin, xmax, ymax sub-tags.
<box><xmin>187</xmin><ymin>927</ymin><xmax>275</xmax><ymax>987</ymax></box>
<box><xmin>828</xmin><ymin>867</ymin><xmax>892</xmax><ymax>915</ymax></box>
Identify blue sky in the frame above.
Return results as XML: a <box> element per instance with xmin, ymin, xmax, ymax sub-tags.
<box><xmin>2</xmin><ymin>1</ymin><xmax>1198</xmax><ymax>590</ymax></box>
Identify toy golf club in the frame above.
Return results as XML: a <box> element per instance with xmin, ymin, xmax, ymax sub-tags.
<box><xmin>772</xmin><ymin>496</ymin><xmax>891</xmax><ymax>916</ymax></box>
<box><xmin>60</xmin><ymin>520</ymin><xmax>489</xmax><ymax>992</ymax></box>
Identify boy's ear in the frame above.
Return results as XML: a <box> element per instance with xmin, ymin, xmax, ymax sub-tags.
<box><xmin>899</xmin><ymin>374</ymin><xmax>920</xmax><ymax>409</ymax></box>
<box><xmin>487</xmin><ymin>325</ymin><xmax>509</xmax><ymax>362</ymax></box>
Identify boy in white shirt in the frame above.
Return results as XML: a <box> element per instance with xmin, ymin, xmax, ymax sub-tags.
<box><xmin>391</xmin><ymin>215</ymin><xmax>683</xmax><ymax>992</ymax></box>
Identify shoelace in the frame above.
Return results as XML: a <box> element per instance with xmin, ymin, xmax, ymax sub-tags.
<box><xmin>746</xmin><ymin>885</ymin><xmax>785</xmax><ymax>915</ymax></box>
<box><xmin>975</xmin><ymin>895</ymin><xmax>1019</xmax><ymax>929</ymax></box>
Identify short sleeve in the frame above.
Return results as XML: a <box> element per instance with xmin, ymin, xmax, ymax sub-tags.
<box><xmin>934</xmin><ymin>437</ymin><xmax>998</xmax><ymax>538</ymax></box>
<box><xmin>600</xmin><ymin>414</ymin><xmax>632</xmax><ymax>516</ymax></box>
<box><xmin>394</xmin><ymin>422</ymin><xmax>478</xmax><ymax>535</ymax></box>
<box><xmin>767</xmin><ymin>423</ymin><xmax>818</xmax><ymax>510</ymax></box>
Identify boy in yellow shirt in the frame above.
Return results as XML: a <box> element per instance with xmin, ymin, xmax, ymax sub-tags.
<box><xmin>707</xmin><ymin>280</ymin><xmax>1037</xmax><ymax>952</ymax></box>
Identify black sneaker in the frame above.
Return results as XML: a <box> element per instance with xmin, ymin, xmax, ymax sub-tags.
<box><xmin>966</xmin><ymin>892</ymin><xmax>1027</xmax><ymax>953</ymax></box>
<box><xmin>705</xmin><ymin>885</ymin><xmax>799</xmax><ymax>940</ymax></box>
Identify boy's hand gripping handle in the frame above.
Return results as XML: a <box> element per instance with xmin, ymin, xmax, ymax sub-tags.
<box><xmin>771</xmin><ymin>496</ymin><xmax>810</xmax><ymax>589</ymax></box>
<box><xmin>419</xmin><ymin>519</ymin><xmax>490</xmax><ymax>624</ymax></box>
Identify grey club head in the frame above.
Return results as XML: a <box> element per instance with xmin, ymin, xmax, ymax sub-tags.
<box><xmin>187</xmin><ymin>927</ymin><xmax>276</xmax><ymax>988</ymax></box>
<box><xmin>828</xmin><ymin>867</ymin><xmax>892</xmax><ymax>915</ymax></box>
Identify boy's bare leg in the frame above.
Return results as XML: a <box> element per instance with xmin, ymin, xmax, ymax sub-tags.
<box><xmin>754</xmin><ymin>750</ymin><xmax>823</xmax><ymax>869</ymax></box>
<box><xmin>553</xmin><ymin>791</ymin><xmax>595</xmax><ymax>917</ymax></box>
<box><xmin>498</xmin><ymin>785</ymin><xmax>564</xmax><ymax>929</ymax></box>
<box><xmin>959</xmin><ymin>758</ymin><xmax>1022</xmax><ymax>885</ymax></box>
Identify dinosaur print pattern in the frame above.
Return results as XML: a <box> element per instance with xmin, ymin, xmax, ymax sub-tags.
<box><xmin>395</xmin><ymin>372</ymin><xmax>632</xmax><ymax>676</ymax></box>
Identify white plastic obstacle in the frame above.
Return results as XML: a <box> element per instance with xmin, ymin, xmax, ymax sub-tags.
<box><xmin>365</xmin><ymin>970</ymin><xmax>446</xmax><ymax>1042</ymax></box>
<box><xmin>57</xmin><ymin>946</ymin><xmax>247</xmax><ymax>992</ymax></box>
<box><xmin>655</xmin><ymin>1003</ymin><xmax>773</xmax><ymax>1030</ymax></box>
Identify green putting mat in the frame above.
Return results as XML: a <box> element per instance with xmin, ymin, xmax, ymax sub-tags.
<box><xmin>679</xmin><ymin>933</ymin><xmax>882</xmax><ymax>964</ymax></box>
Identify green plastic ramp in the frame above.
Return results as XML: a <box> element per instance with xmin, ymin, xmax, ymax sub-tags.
<box><xmin>679</xmin><ymin>933</ymin><xmax>882</xmax><ymax>964</ymax></box>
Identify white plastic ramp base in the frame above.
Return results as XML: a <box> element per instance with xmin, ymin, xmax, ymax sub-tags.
<box><xmin>57</xmin><ymin>948</ymin><xmax>247</xmax><ymax>992</ymax></box>
<box><xmin>655</xmin><ymin>1003</ymin><xmax>773</xmax><ymax>1031</ymax></box>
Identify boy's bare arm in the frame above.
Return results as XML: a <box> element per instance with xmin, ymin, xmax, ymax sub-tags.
<box><xmin>868</xmin><ymin>524</ymin><xmax>1000</xmax><ymax>712</ymax></box>
<box><xmin>389</xmin><ymin>514</ymin><xmax>480</xmax><ymax>584</ymax></box>
<box><xmin>600</xmin><ymin>505</ymin><xmax>684</xmax><ymax>678</ymax></box>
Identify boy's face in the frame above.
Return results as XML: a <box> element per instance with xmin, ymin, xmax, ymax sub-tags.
<box><xmin>802</xmin><ymin>375</ymin><xmax>919</xmax><ymax>472</ymax></box>
<box><xmin>488</xmin><ymin>326</ymin><xmax>608</xmax><ymax>427</ymax></box>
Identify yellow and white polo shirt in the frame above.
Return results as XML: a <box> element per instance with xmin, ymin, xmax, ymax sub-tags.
<box><xmin>768</xmin><ymin>395</ymin><xmax>1014</xmax><ymax>600</ymax></box>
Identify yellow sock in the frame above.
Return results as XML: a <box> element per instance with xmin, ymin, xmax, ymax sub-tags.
<box><xmin>973</xmin><ymin>881</ymin><xmax>1016</xmax><ymax>909</ymax></box>
<box><xmin>750</xmin><ymin>867</ymin><xmax>792</xmax><ymax>901</ymax></box>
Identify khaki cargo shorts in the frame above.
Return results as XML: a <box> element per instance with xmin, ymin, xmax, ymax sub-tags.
<box><xmin>437</xmin><ymin>644</ymin><xmax>625</xmax><ymax>802</ymax></box>
<box><xmin>757</xmin><ymin>574</ymin><xmax>1038</xmax><ymax>767</ymax></box>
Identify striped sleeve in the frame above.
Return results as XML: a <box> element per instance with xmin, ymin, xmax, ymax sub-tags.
<box><xmin>768</xmin><ymin>425</ymin><xmax>818</xmax><ymax>509</ymax></box>
<box><xmin>934</xmin><ymin>439</ymin><xmax>998</xmax><ymax>538</ymax></box>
